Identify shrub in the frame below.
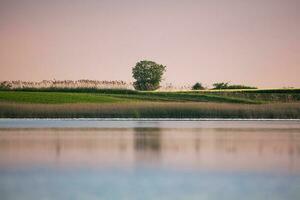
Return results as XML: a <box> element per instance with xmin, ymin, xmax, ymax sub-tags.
<box><xmin>212</xmin><ymin>82</ymin><xmax>229</xmax><ymax>89</ymax></box>
<box><xmin>226</xmin><ymin>85</ymin><xmax>257</xmax><ymax>89</ymax></box>
<box><xmin>132</xmin><ymin>60</ymin><xmax>166</xmax><ymax>91</ymax></box>
<box><xmin>212</xmin><ymin>82</ymin><xmax>257</xmax><ymax>90</ymax></box>
<box><xmin>0</xmin><ymin>82</ymin><xmax>11</xmax><ymax>90</ymax></box>
<box><xmin>192</xmin><ymin>82</ymin><xmax>204</xmax><ymax>90</ymax></box>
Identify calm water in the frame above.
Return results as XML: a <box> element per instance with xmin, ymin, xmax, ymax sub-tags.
<box><xmin>0</xmin><ymin>119</ymin><xmax>300</xmax><ymax>200</ymax></box>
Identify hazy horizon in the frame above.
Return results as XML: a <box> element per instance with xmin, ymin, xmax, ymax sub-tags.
<box><xmin>0</xmin><ymin>0</ymin><xmax>300</xmax><ymax>88</ymax></box>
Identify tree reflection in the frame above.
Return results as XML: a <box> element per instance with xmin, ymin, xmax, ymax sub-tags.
<box><xmin>0</xmin><ymin>127</ymin><xmax>300</xmax><ymax>173</ymax></box>
<box><xmin>133</xmin><ymin>128</ymin><xmax>162</xmax><ymax>164</ymax></box>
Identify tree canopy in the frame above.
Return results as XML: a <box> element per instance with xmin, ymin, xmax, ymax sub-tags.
<box><xmin>132</xmin><ymin>60</ymin><xmax>166</xmax><ymax>91</ymax></box>
<box><xmin>192</xmin><ymin>82</ymin><xmax>204</xmax><ymax>90</ymax></box>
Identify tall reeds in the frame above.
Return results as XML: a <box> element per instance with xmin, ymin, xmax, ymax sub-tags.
<box><xmin>1</xmin><ymin>102</ymin><xmax>299</xmax><ymax>118</ymax></box>
<box><xmin>0</xmin><ymin>80</ymin><xmax>134</xmax><ymax>90</ymax></box>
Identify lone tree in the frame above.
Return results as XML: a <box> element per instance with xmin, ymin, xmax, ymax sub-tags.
<box><xmin>132</xmin><ymin>60</ymin><xmax>166</xmax><ymax>91</ymax></box>
<box><xmin>192</xmin><ymin>82</ymin><xmax>204</xmax><ymax>90</ymax></box>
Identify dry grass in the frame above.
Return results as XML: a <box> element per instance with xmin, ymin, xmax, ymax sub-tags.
<box><xmin>0</xmin><ymin>80</ymin><xmax>133</xmax><ymax>89</ymax></box>
<box><xmin>1</xmin><ymin>102</ymin><xmax>299</xmax><ymax>118</ymax></box>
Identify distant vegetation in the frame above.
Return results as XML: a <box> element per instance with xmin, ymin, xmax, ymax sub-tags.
<box><xmin>1</xmin><ymin>59</ymin><xmax>299</xmax><ymax>118</ymax></box>
<box><xmin>0</xmin><ymin>80</ymin><xmax>295</xmax><ymax>92</ymax></box>
<box><xmin>192</xmin><ymin>82</ymin><xmax>204</xmax><ymax>90</ymax></box>
<box><xmin>0</xmin><ymin>88</ymin><xmax>300</xmax><ymax>118</ymax></box>
<box><xmin>0</xmin><ymin>80</ymin><xmax>132</xmax><ymax>90</ymax></box>
<box><xmin>132</xmin><ymin>60</ymin><xmax>166</xmax><ymax>91</ymax></box>
<box><xmin>212</xmin><ymin>82</ymin><xmax>257</xmax><ymax>90</ymax></box>
<box><xmin>4</xmin><ymin>87</ymin><xmax>138</xmax><ymax>94</ymax></box>
<box><xmin>0</xmin><ymin>82</ymin><xmax>10</xmax><ymax>90</ymax></box>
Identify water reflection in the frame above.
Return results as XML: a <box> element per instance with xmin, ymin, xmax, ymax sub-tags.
<box><xmin>0</xmin><ymin>127</ymin><xmax>300</xmax><ymax>173</ymax></box>
<box><xmin>1</xmin><ymin>123</ymin><xmax>300</xmax><ymax>200</ymax></box>
<box><xmin>134</xmin><ymin>128</ymin><xmax>162</xmax><ymax>165</ymax></box>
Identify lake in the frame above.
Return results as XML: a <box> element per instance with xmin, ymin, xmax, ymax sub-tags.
<box><xmin>0</xmin><ymin>119</ymin><xmax>300</xmax><ymax>200</ymax></box>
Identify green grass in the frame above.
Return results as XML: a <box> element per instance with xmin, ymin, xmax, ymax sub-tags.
<box><xmin>192</xmin><ymin>89</ymin><xmax>300</xmax><ymax>102</ymax></box>
<box><xmin>0</xmin><ymin>91</ymin><xmax>127</xmax><ymax>104</ymax></box>
<box><xmin>110</xmin><ymin>92</ymin><xmax>261</xmax><ymax>104</ymax></box>
<box><xmin>0</xmin><ymin>89</ymin><xmax>299</xmax><ymax>118</ymax></box>
<box><xmin>198</xmin><ymin>88</ymin><xmax>300</xmax><ymax>93</ymax></box>
<box><xmin>1</xmin><ymin>88</ymin><xmax>300</xmax><ymax>105</ymax></box>
<box><xmin>0</xmin><ymin>91</ymin><xmax>261</xmax><ymax>104</ymax></box>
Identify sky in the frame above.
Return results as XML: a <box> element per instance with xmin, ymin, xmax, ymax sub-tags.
<box><xmin>0</xmin><ymin>0</ymin><xmax>299</xmax><ymax>88</ymax></box>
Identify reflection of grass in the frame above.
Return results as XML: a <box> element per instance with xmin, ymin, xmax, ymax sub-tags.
<box><xmin>1</xmin><ymin>102</ymin><xmax>300</xmax><ymax>118</ymax></box>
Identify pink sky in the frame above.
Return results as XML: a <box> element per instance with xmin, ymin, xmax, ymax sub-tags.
<box><xmin>0</xmin><ymin>0</ymin><xmax>299</xmax><ymax>88</ymax></box>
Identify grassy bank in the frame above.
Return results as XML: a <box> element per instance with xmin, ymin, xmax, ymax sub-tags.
<box><xmin>0</xmin><ymin>91</ymin><xmax>261</xmax><ymax>104</ymax></box>
<box><xmin>0</xmin><ymin>89</ymin><xmax>299</xmax><ymax>118</ymax></box>
<box><xmin>1</xmin><ymin>102</ymin><xmax>299</xmax><ymax>118</ymax></box>
<box><xmin>0</xmin><ymin>91</ymin><xmax>128</xmax><ymax>104</ymax></box>
<box><xmin>196</xmin><ymin>88</ymin><xmax>300</xmax><ymax>102</ymax></box>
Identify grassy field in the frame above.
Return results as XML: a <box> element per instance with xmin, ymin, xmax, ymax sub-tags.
<box><xmin>0</xmin><ymin>91</ymin><xmax>262</xmax><ymax>104</ymax></box>
<box><xmin>0</xmin><ymin>91</ymin><xmax>128</xmax><ymax>104</ymax></box>
<box><xmin>194</xmin><ymin>88</ymin><xmax>300</xmax><ymax>102</ymax></box>
<box><xmin>0</xmin><ymin>89</ymin><xmax>300</xmax><ymax>118</ymax></box>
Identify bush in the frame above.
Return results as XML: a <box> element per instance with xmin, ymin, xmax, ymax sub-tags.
<box><xmin>132</xmin><ymin>60</ymin><xmax>166</xmax><ymax>91</ymax></box>
<box><xmin>0</xmin><ymin>82</ymin><xmax>11</xmax><ymax>90</ymax></box>
<box><xmin>212</xmin><ymin>82</ymin><xmax>229</xmax><ymax>89</ymax></box>
<box><xmin>212</xmin><ymin>82</ymin><xmax>257</xmax><ymax>90</ymax></box>
<box><xmin>192</xmin><ymin>82</ymin><xmax>204</xmax><ymax>90</ymax></box>
<box><xmin>226</xmin><ymin>85</ymin><xmax>257</xmax><ymax>89</ymax></box>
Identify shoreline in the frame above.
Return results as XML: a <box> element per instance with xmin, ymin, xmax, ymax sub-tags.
<box><xmin>1</xmin><ymin>118</ymin><xmax>300</xmax><ymax>129</ymax></box>
<box><xmin>1</xmin><ymin>102</ymin><xmax>300</xmax><ymax>119</ymax></box>
<box><xmin>1</xmin><ymin>118</ymin><xmax>300</xmax><ymax>121</ymax></box>
<box><xmin>1</xmin><ymin>90</ymin><xmax>300</xmax><ymax>119</ymax></box>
